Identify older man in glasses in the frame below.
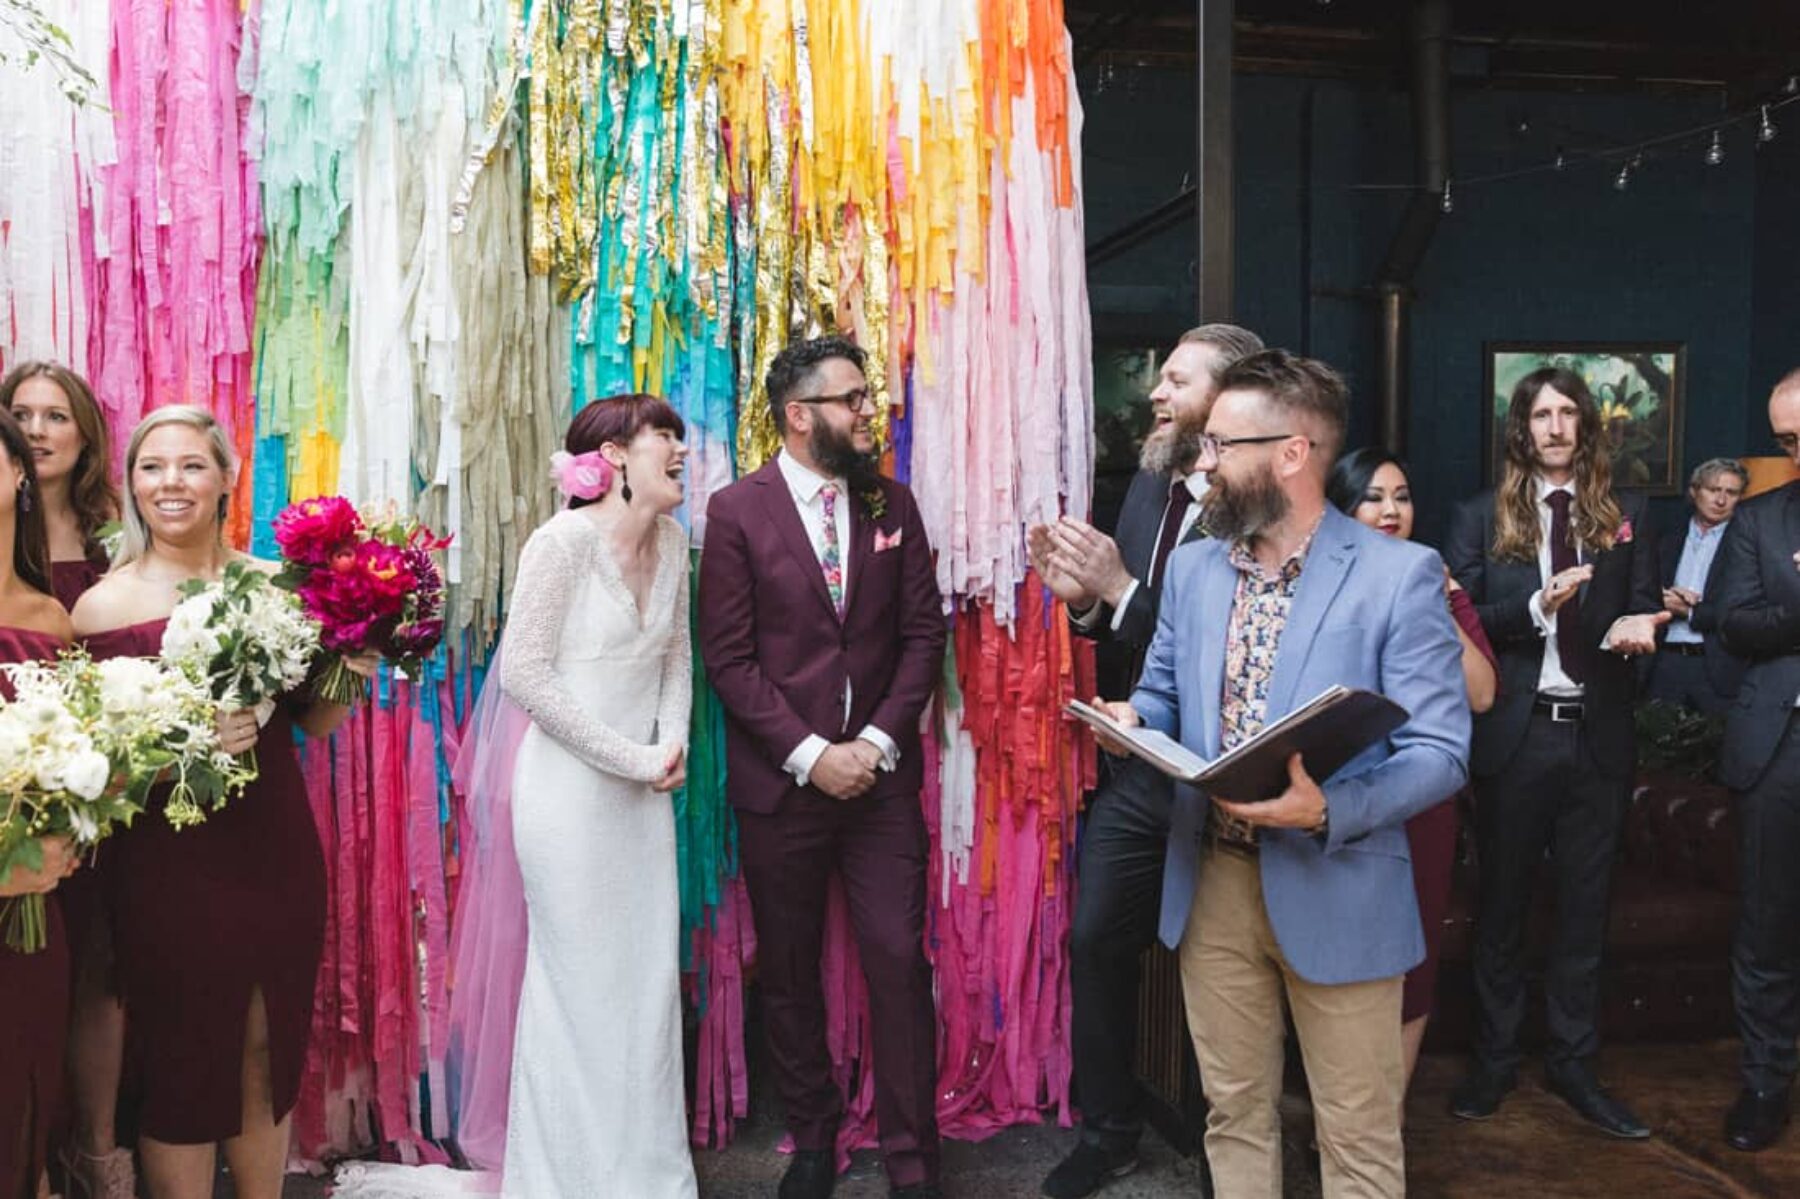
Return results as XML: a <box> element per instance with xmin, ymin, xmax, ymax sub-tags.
<box><xmin>1714</xmin><ymin>369</ymin><xmax>1800</xmax><ymax>1152</ymax></box>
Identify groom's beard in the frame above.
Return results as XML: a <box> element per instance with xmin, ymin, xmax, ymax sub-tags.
<box><xmin>810</xmin><ymin>419</ymin><xmax>880</xmax><ymax>490</ymax></box>
<box><xmin>1200</xmin><ymin>461</ymin><xmax>1289</xmax><ymax>542</ymax></box>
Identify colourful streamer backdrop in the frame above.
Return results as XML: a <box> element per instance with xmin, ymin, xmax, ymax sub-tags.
<box><xmin>0</xmin><ymin>0</ymin><xmax>1095</xmax><ymax>1165</ymax></box>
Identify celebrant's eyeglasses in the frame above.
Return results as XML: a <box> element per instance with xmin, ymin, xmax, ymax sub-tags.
<box><xmin>798</xmin><ymin>388</ymin><xmax>877</xmax><ymax>414</ymax></box>
<box><xmin>1775</xmin><ymin>432</ymin><xmax>1800</xmax><ymax>455</ymax></box>
<box><xmin>1196</xmin><ymin>432</ymin><xmax>1309</xmax><ymax>460</ymax></box>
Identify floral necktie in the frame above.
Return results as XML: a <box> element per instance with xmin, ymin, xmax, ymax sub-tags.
<box><xmin>819</xmin><ymin>483</ymin><xmax>845</xmax><ymax>615</ymax></box>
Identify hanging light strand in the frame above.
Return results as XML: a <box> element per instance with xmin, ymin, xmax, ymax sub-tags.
<box><xmin>1343</xmin><ymin>88</ymin><xmax>1800</xmax><ymax>193</ymax></box>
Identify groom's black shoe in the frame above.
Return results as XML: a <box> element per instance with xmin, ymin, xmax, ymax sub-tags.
<box><xmin>779</xmin><ymin>1149</ymin><xmax>836</xmax><ymax>1199</ymax></box>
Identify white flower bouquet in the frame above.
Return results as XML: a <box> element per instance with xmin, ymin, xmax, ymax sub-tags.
<box><xmin>0</xmin><ymin>659</ymin><xmax>140</xmax><ymax>952</ymax></box>
<box><xmin>161</xmin><ymin>561</ymin><xmax>321</xmax><ymax>776</ymax></box>
<box><xmin>73</xmin><ymin>652</ymin><xmax>255</xmax><ymax>829</ymax></box>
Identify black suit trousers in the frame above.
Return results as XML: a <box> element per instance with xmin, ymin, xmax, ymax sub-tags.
<box><xmin>1068</xmin><ymin>755</ymin><xmax>1173</xmax><ymax>1144</ymax></box>
<box><xmin>1733</xmin><ymin>712</ymin><xmax>1800</xmax><ymax>1093</ymax></box>
<box><xmin>1471</xmin><ymin>713</ymin><xmax>1630</xmax><ymax>1073</ymax></box>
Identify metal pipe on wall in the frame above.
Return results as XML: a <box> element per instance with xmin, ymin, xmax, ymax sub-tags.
<box><xmin>1195</xmin><ymin>0</ymin><xmax>1235</xmax><ymax>321</ymax></box>
<box><xmin>1374</xmin><ymin>0</ymin><xmax>1452</xmax><ymax>455</ymax></box>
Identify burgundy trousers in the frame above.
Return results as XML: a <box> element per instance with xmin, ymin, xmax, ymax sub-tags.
<box><xmin>737</xmin><ymin>784</ymin><xmax>940</xmax><ymax>1187</ymax></box>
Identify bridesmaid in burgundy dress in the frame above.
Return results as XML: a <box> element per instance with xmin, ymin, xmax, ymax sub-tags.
<box><xmin>71</xmin><ymin>406</ymin><xmax>368</xmax><ymax>1199</ymax></box>
<box><xmin>0</xmin><ymin>405</ymin><xmax>83</xmax><ymax>1199</ymax></box>
<box><xmin>1328</xmin><ymin>448</ymin><xmax>1499</xmax><ymax>1096</ymax></box>
<box><xmin>0</xmin><ymin>362</ymin><xmax>127</xmax><ymax>1199</ymax></box>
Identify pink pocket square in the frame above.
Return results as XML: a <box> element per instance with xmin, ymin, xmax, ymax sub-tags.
<box><xmin>874</xmin><ymin>528</ymin><xmax>903</xmax><ymax>553</ymax></box>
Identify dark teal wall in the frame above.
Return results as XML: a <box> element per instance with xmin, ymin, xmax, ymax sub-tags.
<box><xmin>1751</xmin><ymin>119</ymin><xmax>1800</xmax><ymax>446</ymax></box>
<box><xmin>1085</xmin><ymin>69</ymin><xmax>1789</xmax><ymax>543</ymax></box>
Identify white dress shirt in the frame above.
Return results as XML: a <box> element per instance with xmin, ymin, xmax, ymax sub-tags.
<box><xmin>1666</xmin><ymin>517</ymin><xmax>1728</xmax><ymax>645</ymax></box>
<box><xmin>1074</xmin><ymin>470</ymin><xmax>1209</xmax><ymax>632</ymax></box>
<box><xmin>1525</xmin><ymin>478</ymin><xmax>1586</xmax><ymax>698</ymax></box>
<box><xmin>774</xmin><ymin>450</ymin><xmax>898</xmax><ymax>786</ymax></box>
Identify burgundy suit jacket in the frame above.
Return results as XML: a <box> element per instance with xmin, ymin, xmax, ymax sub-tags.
<box><xmin>697</xmin><ymin>459</ymin><xmax>947</xmax><ymax>814</ymax></box>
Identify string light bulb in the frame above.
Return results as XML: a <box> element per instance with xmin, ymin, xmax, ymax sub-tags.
<box><xmin>1614</xmin><ymin>157</ymin><xmax>1636</xmax><ymax>191</ymax></box>
<box><xmin>1439</xmin><ymin>179</ymin><xmax>1454</xmax><ymax>213</ymax></box>
<box><xmin>1759</xmin><ymin>105</ymin><xmax>1778</xmax><ymax>144</ymax></box>
<box><xmin>1706</xmin><ymin>130</ymin><xmax>1725</xmax><ymax>166</ymax></box>
<box><xmin>1554</xmin><ymin>146</ymin><xmax>1567</xmax><ymax>170</ymax></box>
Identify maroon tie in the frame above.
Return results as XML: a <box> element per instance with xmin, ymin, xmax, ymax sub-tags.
<box><xmin>1545</xmin><ymin>490</ymin><xmax>1587</xmax><ymax>684</ymax></box>
<box><xmin>1149</xmin><ymin>477</ymin><xmax>1194</xmax><ymax>590</ymax></box>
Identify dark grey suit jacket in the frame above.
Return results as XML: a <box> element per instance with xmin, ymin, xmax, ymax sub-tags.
<box><xmin>1716</xmin><ymin>482</ymin><xmax>1800</xmax><ymax>791</ymax></box>
<box><xmin>1445</xmin><ymin>489</ymin><xmax>1661</xmax><ymax>781</ymax></box>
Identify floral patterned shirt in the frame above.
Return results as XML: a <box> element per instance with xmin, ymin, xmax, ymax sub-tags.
<box><xmin>1208</xmin><ymin>525</ymin><xmax>1318</xmax><ymax>847</ymax></box>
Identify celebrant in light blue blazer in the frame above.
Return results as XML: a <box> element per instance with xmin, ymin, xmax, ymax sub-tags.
<box><xmin>1088</xmin><ymin>350</ymin><xmax>1469</xmax><ymax>1199</ymax></box>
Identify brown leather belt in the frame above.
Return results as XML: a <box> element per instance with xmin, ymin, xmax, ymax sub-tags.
<box><xmin>1202</xmin><ymin>833</ymin><xmax>1259</xmax><ymax>857</ymax></box>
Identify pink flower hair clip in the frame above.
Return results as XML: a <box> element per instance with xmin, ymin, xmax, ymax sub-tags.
<box><xmin>549</xmin><ymin>450</ymin><xmax>615</xmax><ymax>502</ymax></box>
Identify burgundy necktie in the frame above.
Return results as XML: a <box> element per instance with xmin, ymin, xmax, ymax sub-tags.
<box><xmin>1149</xmin><ymin>477</ymin><xmax>1194</xmax><ymax>590</ymax></box>
<box><xmin>1545</xmin><ymin>490</ymin><xmax>1587</xmax><ymax>684</ymax></box>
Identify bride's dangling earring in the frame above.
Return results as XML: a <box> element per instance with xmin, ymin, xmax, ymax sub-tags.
<box><xmin>620</xmin><ymin>465</ymin><xmax>632</xmax><ymax>504</ymax></box>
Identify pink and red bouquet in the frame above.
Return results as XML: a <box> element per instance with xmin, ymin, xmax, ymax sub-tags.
<box><xmin>271</xmin><ymin>497</ymin><xmax>452</xmax><ymax>705</ymax></box>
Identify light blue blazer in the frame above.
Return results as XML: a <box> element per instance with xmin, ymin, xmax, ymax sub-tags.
<box><xmin>1132</xmin><ymin>504</ymin><xmax>1471</xmax><ymax>985</ymax></box>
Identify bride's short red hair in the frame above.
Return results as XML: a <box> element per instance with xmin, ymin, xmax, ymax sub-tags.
<box><xmin>566</xmin><ymin>393</ymin><xmax>685</xmax><ymax>457</ymax></box>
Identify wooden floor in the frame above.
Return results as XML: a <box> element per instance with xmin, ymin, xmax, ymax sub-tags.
<box><xmin>273</xmin><ymin>1041</ymin><xmax>1800</xmax><ymax>1197</ymax></box>
<box><xmin>1405</xmin><ymin>1042</ymin><xmax>1800</xmax><ymax>1198</ymax></box>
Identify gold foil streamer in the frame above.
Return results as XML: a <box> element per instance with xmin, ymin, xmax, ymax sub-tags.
<box><xmin>736</xmin><ymin>73</ymin><xmax>792</xmax><ymax>472</ymax></box>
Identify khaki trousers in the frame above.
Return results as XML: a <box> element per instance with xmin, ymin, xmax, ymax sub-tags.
<box><xmin>1179</xmin><ymin>844</ymin><xmax>1406</xmax><ymax>1198</ymax></box>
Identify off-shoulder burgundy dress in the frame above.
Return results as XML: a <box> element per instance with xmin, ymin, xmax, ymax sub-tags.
<box><xmin>1401</xmin><ymin>586</ymin><xmax>1500</xmax><ymax>1024</ymax></box>
<box><xmin>85</xmin><ymin>619</ymin><xmax>325</xmax><ymax>1144</ymax></box>
<box><xmin>50</xmin><ymin>552</ymin><xmax>107</xmax><ymax>616</ymax></box>
<box><xmin>0</xmin><ymin>626</ymin><xmax>74</xmax><ymax>1199</ymax></box>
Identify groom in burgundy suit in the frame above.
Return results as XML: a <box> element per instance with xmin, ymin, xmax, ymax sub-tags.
<box><xmin>698</xmin><ymin>336</ymin><xmax>948</xmax><ymax>1199</ymax></box>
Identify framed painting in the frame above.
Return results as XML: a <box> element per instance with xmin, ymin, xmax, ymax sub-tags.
<box><xmin>1482</xmin><ymin>342</ymin><xmax>1686</xmax><ymax>494</ymax></box>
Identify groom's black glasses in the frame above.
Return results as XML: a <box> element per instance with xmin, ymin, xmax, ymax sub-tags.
<box><xmin>798</xmin><ymin>388</ymin><xmax>877</xmax><ymax>414</ymax></box>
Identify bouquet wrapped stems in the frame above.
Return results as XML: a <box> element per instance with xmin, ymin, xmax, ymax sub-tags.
<box><xmin>312</xmin><ymin>658</ymin><xmax>370</xmax><ymax>708</ymax></box>
<box><xmin>2</xmin><ymin>892</ymin><xmax>48</xmax><ymax>954</ymax></box>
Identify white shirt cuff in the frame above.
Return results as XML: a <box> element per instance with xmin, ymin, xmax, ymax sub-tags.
<box><xmin>857</xmin><ymin>725</ymin><xmax>900</xmax><ymax>771</ymax></box>
<box><xmin>1528</xmin><ymin>589</ymin><xmax>1554</xmax><ymax>637</ymax></box>
<box><xmin>1108</xmin><ymin>579</ymin><xmax>1141</xmax><ymax>632</ymax></box>
<box><xmin>783</xmin><ymin>734</ymin><xmax>832</xmax><ymax>786</ymax></box>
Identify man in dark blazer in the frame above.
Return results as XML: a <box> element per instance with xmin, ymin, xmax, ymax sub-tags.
<box><xmin>698</xmin><ymin>336</ymin><xmax>947</xmax><ymax>1199</ymax></box>
<box><xmin>1445</xmin><ymin>366</ymin><xmax>1667</xmax><ymax>1139</ymax></box>
<box><xmin>1714</xmin><ymin>370</ymin><xmax>1800</xmax><ymax>1152</ymax></box>
<box><xmin>1647</xmin><ymin>457</ymin><xmax>1748</xmax><ymax>714</ymax></box>
<box><xmin>1026</xmin><ymin>323</ymin><xmax>1262</xmax><ymax>1199</ymax></box>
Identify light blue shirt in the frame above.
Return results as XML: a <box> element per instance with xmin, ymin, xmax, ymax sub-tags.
<box><xmin>1667</xmin><ymin>518</ymin><xmax>1729</xmax><ymax>644</ymax></box>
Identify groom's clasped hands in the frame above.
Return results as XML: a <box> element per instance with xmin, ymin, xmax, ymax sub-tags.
<box><xmin>810</xmin><ymin>738</ymin><xmax>886</xmax><ymax>800</ymax></box>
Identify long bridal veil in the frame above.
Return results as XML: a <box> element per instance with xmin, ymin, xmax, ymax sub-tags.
<box><xmin>334</xmin><ymin>647</ymin><xmax>529</xmax><ymax>1197</ymax></box>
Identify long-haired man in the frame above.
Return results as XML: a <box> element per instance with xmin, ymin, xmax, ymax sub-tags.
<box><xmin>1444</xmin><ymin>366</ymin><xmax>1668</xmax><ymax>1138</ymax></box>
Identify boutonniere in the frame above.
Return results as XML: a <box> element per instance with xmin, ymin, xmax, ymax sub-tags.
<box><xmin>860</xmin><ymin>486</ymin><xmax>887</xmax><ymax>520</ymax></box>
<box><xmin>1615</xmin><ymin>518</ymin><xmax>1635</xmax><ymax>545</ymax></box>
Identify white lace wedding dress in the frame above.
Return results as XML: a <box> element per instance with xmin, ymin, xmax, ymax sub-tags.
<box><xmin>334</xmin><ymin>510</ymin><xmax>695</xmax><ymax>1199</ymax></box>
<box><xmin>496</xmin><ymin>509</ymin><xmax>696</xmax><ymax>1199</ymax></box>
